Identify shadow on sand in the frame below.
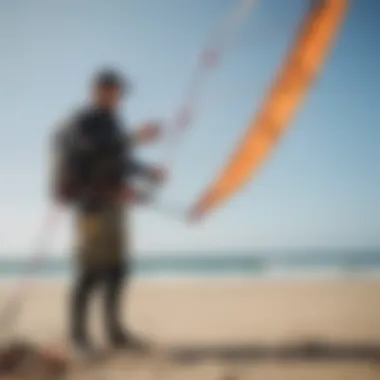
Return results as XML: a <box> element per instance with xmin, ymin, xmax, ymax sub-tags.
<box><xmin>167</xmin><ymin>341</ymin><xmax>380</xmax><ymax>364</ymax></box>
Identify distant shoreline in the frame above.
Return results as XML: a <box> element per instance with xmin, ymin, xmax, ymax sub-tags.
<box><xmin>1</xmin><ymin>271</ymin><xmax>380</xmax><ymax>284</ymax></box>
<box><xmin>1</xmin><ymin>251</ymin><xmax>380</xmax><ymax>279</ymax></box>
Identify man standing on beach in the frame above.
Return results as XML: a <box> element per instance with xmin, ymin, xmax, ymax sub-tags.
<box><xmin>51</xmin><ymin>69</ymin><xmax>165</xmax><ymax>354</ymax></box>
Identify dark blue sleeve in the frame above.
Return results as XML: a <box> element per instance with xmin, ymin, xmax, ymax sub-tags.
<box><xmin>128</xmin><ymin>158</ymin><xmax>153</xmax><ymax>178</ymax></box>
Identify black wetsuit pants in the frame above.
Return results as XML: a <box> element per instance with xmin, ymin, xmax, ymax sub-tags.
<box><xmin>72</xmin><ymin>200</ymin><xmax>127</xmax><ymax>345</ymax></box>
<box><xmin>71</xmin><ymin>264</ymin><xmax>127</xmax><ymax>345</ymax></box>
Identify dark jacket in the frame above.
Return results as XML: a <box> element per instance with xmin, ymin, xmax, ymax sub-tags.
<box><xmin>52</xmin><ymin>107</ymin><xmax>149</xmax><ymax>211</ymax></box>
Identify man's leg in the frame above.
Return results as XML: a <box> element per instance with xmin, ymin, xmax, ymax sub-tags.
<box><xmin>103</xmin><ymin>264</ymin><xmax>127</xmax><ymax>344</ymax></box>
<box><xmin>99</xmin><ymin>200</ymin><xmax>128</xmax><ymax>345</ymax></box>
<box><xmin>100</xmin><ymin>202</ymin><xmax>145</xmax><ymax>349</ymax></box>
<box><xmin>103</xmin><ymin>262</ymin><xmax>150</xmax><ymax>350</ymax></box>
<box><xmin>72</xmin><ymin>208</ymin><xmax>105</xmax><ymax>350</ymax></box>
<box><xmin>70</xmin><ymin>268</ymin><xmax>100</xmax><ymax>349</ymax></box>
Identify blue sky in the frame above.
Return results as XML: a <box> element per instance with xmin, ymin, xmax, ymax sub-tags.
<box><xmin>0</xmin><ymin>0</ymin><xmax>379</xmax><ymax>256</ymax></box>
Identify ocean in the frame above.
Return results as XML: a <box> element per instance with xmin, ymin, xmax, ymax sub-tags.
<box><xmin>1</xmin><ymin>250</ymin><xmax>380</xmax><ymax>279</ymax></box>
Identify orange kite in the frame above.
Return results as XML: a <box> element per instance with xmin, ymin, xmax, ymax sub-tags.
<box><xmin>191</xmin><ymin>0</ymin><xmax>349</xmax><ymax>219</ymax></box>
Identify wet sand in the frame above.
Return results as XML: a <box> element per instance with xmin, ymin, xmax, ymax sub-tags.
<box><xmin>1</xmin><ymin>278</ymin><xmax>380</xmax><ymax>379</ymax></box>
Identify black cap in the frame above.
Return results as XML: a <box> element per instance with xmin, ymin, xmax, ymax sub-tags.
<box><xmin>93</xmin><ymin>69</ymin><xmax>127</xmax><ymax>91</ymax></box>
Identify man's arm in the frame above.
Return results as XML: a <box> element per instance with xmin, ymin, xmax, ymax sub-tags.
<box><xmin>126</xmin><ymin>157</ymin><xmax>166</xmax><ymax>184</ymax></box>
<box><xmin>129</xmin><ymin>121</ymin><xmax>163</xmax><ymax>147</ymax></box>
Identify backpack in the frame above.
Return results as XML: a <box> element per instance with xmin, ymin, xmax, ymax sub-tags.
<box><xmin>50</xmin><ymin>109</ymin><xmax>130</xmax><ymax>205</ymax></box>
<box><xmin>50</xmin><ymin>115</ymin><xmax>81</xmax><ymax>204</ymax></box>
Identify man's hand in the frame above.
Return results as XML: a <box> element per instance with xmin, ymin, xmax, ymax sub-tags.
<box><xmin>133</xmin><ymin>121</ymin><xmax>163</xmax><ymax>146</ymax></box>
<box><xmin>121</xmin><ymin>187</ymin><xmax>150</xmax><ymax>204</ymax></box>
<box><xmin>147</xmin><ymin>167</ymin><xmax>167</xmax><ymax>184</ymax></box>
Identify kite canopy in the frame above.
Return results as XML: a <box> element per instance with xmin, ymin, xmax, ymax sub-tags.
<box><xmin>188</xmin><ymin>0</ymin><xmax>349</xmax><ymax>220</ymax></box>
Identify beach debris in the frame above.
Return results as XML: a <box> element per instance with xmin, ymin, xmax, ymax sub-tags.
<box><xmin>0</xmin><ymin>340</ymin><xmax>68</xmax><ymax>379</ymax></box>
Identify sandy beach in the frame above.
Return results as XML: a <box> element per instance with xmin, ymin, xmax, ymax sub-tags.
<box><xmin>1</xmin><ymin>278</ymin><xmax>380</xmax><ymax>379</ymax></box>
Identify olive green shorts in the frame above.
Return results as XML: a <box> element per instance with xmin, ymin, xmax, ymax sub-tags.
<box><xmin>75</xmin><ymin>201</ymin><xmax>127</xmax><ymax>272</ymax></box>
